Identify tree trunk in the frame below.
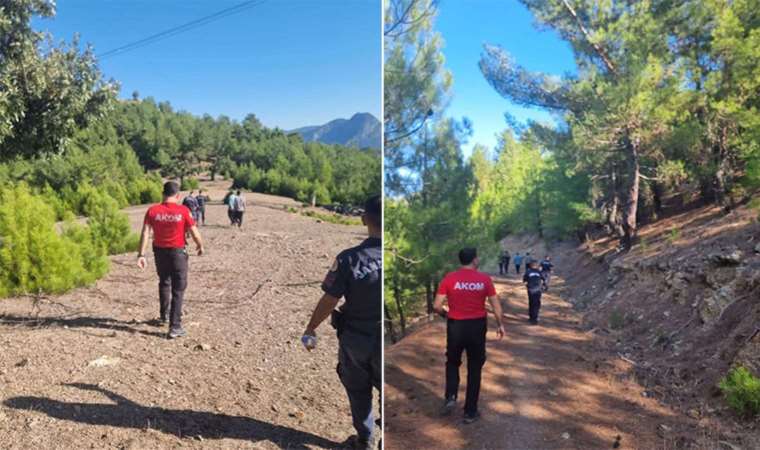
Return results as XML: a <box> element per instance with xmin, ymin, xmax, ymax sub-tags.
<box><xmin>621</xmin><ymin>133</ymin><xmax>641</xmax><ymax>250</ymax></box>
<box><xmin>385</xmin><ymin>304</ymin><xmax>397</xmax><ymax>344</ymax></box>
<box><xmin>425</xmin><ymin>278</ymin><xmax>433</xmax><ymax>316</ymax></box>
<box><xmin>607</xmin><ymin>162</ymin><xmax>625</xmax><ymax>238</ymax></box>
<box><xmin>393</xmin><ymin>272</ymin><xmax>406</xmax><ymax>335</ymax></box>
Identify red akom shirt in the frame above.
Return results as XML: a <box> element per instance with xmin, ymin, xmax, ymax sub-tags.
<box><xmin>144</xmin><ymin>202</ymin><xmax>195</xmax><ymax>249</ymax></box>
<box><xmin>437</xmin><ymin>268</ymin><xmax>496</xmax><ymax>320</ymax></box>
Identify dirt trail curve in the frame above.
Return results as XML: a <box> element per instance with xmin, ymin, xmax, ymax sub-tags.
<box><xmin>0</xmin><ymin>185</ymin><xmax>369</xmax><ymax>449</ymax></box>
<box><xmin>385</xmin><ymin>273</ymin><xmax>697</xmax><ymax>450</ymax></box>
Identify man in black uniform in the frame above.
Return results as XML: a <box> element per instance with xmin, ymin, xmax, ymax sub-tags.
<box><xmin>302</xmin><ymin>195</ymin><xmax>381</xmax><ymax>450</ymax></box>
<box><xmin>523</xmin><ymin>258</ymin><xmax>547</xmax><ymax>325</ymax></box>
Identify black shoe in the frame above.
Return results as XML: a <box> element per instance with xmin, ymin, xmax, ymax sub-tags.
<box><xmin>529</xmin><ymin>319</ymin><xmax>539</xmax><ymax>326</ymax></box>
<box><xmin>146</xmin><ymin>318</ymin><xmax>166</xmax><ymax>327</ymax></box>
<box><xmin>440</xmin><ymin>396</ymin><xmax>456</xmax><ymax>416</ymax></box>
<box><xmin>167</xmin><ymin>328</ymin><xmax>187</xmax><ymax>339</ymax></box>
<box><xmin>342</xmin><ymin>435</ymin><xmax>371</xmax><ymax>450</ymax></box>
<box><xmin>463</xmin><ymin>411</ymin><xmax>481</xmax><ymax>424</ymax></box>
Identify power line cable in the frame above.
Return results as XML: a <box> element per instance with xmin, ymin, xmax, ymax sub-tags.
<box><xmin>98</xmin><ymin>0</ymin><xmax>266</xmax><ymax>60</ymax></box>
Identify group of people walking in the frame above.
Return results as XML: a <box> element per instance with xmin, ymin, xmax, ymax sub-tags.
<box><xmin>181</xmin><ymin>189</ymin><xmax>209</xmax><ymax>226</ymax></box>
<box><xmin>434</xmin><ymin>246</ymin><xmax>557</xmax><ymax>424</ymax></box>
<box><xmin>223</xmin><ymin>189</ymin><xmax>247</xmax><ymax>227</ymax></box>
<box><xmin>499</xmin><ymin>249</ymin><xmax>553</xmax><ymax>278</ymax></box>
<box><xmin>138</xmin><ymin>181</ymin><xmax>381</xmax><ymax>449</ymax></box>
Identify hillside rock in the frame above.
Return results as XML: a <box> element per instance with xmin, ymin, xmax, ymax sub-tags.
<box><xmin>709</xmin><ymin>249</ymin><xmax>743</xmax><ymax>266</ymax></box>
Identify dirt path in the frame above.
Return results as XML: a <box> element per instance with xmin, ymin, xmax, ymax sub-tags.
<box><xmin>0</xmin><ymin>187</ymin><xmax>370</xmax><ymax>449</ymax></box>
<box><xmin>385</xmin><ymin>272</ymin><xmax>695</xmax><ymax>450</ymax></box>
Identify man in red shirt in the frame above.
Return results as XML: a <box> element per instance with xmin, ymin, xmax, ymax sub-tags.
<box><xmin>434</xmin><ymin>247</ymin><xmax>504</xmax><ymax>424</ymax></box>
<box><xmin>137</xmin><ymin>181</ymin><xmax>204</xmax><ymax>339</ymax></box>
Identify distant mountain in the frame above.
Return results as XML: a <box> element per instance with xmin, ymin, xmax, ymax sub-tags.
<box><xmin>290</xmin><ymin>113</ymin><xmax>381</xmax><ymax>149</ymax></box>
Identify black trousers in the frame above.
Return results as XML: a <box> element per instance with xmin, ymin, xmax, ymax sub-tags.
<box><xmin>445</xmin><ymin>318</ymin><xmax>487</xmax><ymax>415</ymax></box>
<box><xmin>227</xmin><ymin>208</ymin><xmax>234</xmax><ymax>224</ymax></box>
<box><xmin>154</xmin><ymin>247</ymin><xmax>188</xmax><ymax>329</ymax></box>
<box><xmin>528</xmin><ymin>290</ymin><xmax>542</xmax><ymax>322</ymax></box>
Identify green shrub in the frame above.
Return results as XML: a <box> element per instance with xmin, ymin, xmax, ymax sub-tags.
<box><xmin>180</xmin><ymin>177</ymin><xmax>199</xmax><ymax>191</ymax></box>
<box><xmin>101</xmin><ymin>180</ymin><xmax>130</xmax><ymax>209</ymax></box>
<box><xmin>609</xmin><ymin>310</ymin><xmax>626</xmax><ymax>330</ymax></box>
<box><xmin>667</xmin><ymin>228</ymin><xmax>681</xmax><ymax>243</ymax></box>
<box><xmin>719</xmin><ymin>367</ymin><xmax>760</xmax><ymax>417</ymax></box>
<box><xmin>312</xmin><ymin>183</ymin><xmax>331</xmax><ymax>206</ymax></box>
<box><xmin>79</xmin><ymin>184</ymin><xmax>139</xmax><ymax>255</ymax></box>
<box><xmin>0</xmin><ymin>184</ymin><xmax>108</xmax><ymax>297</ymax></box>
<box><xmin>40</xmin><ymin>184</ymin><xmax>68</xmax><ymax>221</ymax></box>
<box><xmin>61</xmin><ymin>221</ymin><xmax>110</xmax><ymax>281</ymax></box>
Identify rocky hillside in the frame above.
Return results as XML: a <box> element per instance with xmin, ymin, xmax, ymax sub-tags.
<box><xmin>548</xmin><ymin>203</ymin><xmax>760</xmax><ymax>444</ymax></box>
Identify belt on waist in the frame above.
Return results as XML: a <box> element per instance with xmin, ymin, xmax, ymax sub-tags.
<box><xmin>153</xmin><ymin>246</ymin><xmax>185</xmax><ymax>252</ymax></box>
<box><xmin>343</xmin><ymin>321</ymin><xmax>380</xmax><ymax>338</ymax></box>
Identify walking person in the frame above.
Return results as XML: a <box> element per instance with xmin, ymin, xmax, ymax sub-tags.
<box><xmin>196</xmin><ymin>189</ymin><xmax>209</xmax><ymax>226</ymax></box>
<box><xmin>435</xmin><ymin>248</ymin><xmax>505</xmax><ymax>424</ymax></box>
<box><xmin>302</xmin><ymin>195</ymin><xmax>382</xmax><ymax>450</ymax></box>
<box><xmin>540</xmin><ymin>255</ymin><xmax>554</xmax><ymax>292</ymax></box>
<box><xmin>499</xmin><ymin>250</ymin><xmax>511</xmax><ymax>275</ymax></box>
<box><xmin>523</xmin><ymin>259</ymin><xmax>547</xmax><ymax>325</ymax></box>
<box><xmin>137</xmin><ymin>181</ymin><xmax>204</xmax><ymax>339</ymax></box>
<box><xmin>232</xmin><ymin>190</ymin><xmax>246</xmax><ymax>227</ymax></box>
<box><xmin>223</xmin><ymin>190</ymin><xmax>235</xmax><ymax>225</ymax></box>
<box><xmin>182</xmin><ymin>191</ymin><xmax>200</xmax><ymax>223</ymax></box>
<box><xmin>513</xmin><ymin>252</ymin><xmax>524</xmax><ymax>274</ymax></box>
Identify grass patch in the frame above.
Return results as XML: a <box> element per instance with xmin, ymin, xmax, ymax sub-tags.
<box><xmin>284</xmin><ymin>206</ymin><xmax>361</xmax><ymax>226</ymax></box>
<box><xmin>609</xmin><ymin>310</ymin><xmax>626</xmax><ymax>330</ymax></box>
<box><xmin>667</xmin><ymin>228</ymin><xmax>681</xmax><ymax>243</ymax></box>
<box><xmin>719</xmin><ymin>366</ymin><xmax>760</xmax><ymax>417</ymax></box>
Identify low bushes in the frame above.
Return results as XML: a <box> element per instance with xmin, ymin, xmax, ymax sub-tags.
<box><xmin>0</xmin><ymin>185</ymin><xmax>109</xmax><ymax>297</ymax></box>
<box><xmin>719</xmin><ymin>366</ymin><xmax>760</xmax><ymax>417</ymax></box>
<box><xmin>180</xmin><ymin>177</ymin><xmax>200</xmax><ymax>191</ymax></box>
<box><xmin>232</xmin><ymin>164</ymin><xmax>333</xmax><ymax>205</ymax></box>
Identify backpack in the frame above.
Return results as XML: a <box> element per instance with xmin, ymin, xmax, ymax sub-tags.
<box><xmin>182</xmin><ymin>196</ymin><xmax>198</xmax><ymax>211</ymax></box>
<box><xmin>233</xmin><ymin>195</ymin><xmax>245</xmax><ymax>211</ymax></box>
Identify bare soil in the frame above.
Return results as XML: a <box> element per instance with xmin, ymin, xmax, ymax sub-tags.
<box><xmin>0</xmin><ymin>183</ymin><xmax>372</xmax><ymax>449</ymax></box>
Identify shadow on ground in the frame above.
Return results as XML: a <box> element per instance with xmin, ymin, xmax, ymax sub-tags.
<box><xmin>3</xmin><ymin>383</ymin><xmax>341</xmax><ymax>449</ymax></box>
<box><xmin>0</xmin><ymin>314</ymin><xmax>166</xmax><ymax>338</ymax></box>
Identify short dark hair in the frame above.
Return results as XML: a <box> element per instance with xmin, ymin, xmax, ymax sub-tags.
<box><xmin>459</xmin><ymin>248</ymin><xmax>477</xmax><ymax>265</ymax></box>
<box><xmin>236</xmin><ymin>190</ymin><xmax>241</xmax><ymax>195</ymax></box>
<box><xmin>163</xmin><ymin>181</ymin><xmax>179</xmax><ymax>197</ymax></box>
<box><xmin>363</xmin><ymin>194</ymin><xmax>381</xmax><ymax>227</ymax></box>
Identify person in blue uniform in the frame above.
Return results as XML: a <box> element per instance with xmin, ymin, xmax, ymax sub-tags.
<box><xmin>301</xmin><ymin>195</ymin><xmax>382</xmax><ymax>450</ymax></box>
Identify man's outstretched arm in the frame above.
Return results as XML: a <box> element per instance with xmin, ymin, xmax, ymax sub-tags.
<box><xmin>488</xmin><ymin>295</ymin><xmax>505</xmax><ymax>339</ymax></box>
<box><xmin>188</xmin><ymin>226</ymin><xmax>204</xmax><ymax>255</ymax></box>
<box><xmin>137</xmin><ymin>222</ymin><xmax>151</xmax><ymax>269</ymax></box>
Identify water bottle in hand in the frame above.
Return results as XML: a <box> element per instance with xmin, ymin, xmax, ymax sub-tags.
<box><xmin>301</xmin><ymin>334</ymin><xmax>317</xmax><ymax>351</ymax></box>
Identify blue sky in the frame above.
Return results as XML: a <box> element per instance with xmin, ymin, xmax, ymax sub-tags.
<box><xmin>34</xmin><ymin>0</ymin><xmax>381</xmax><ymax>130</ymax></box>
<box><xmin>436</xmin><ymin>0</ymin><xmax>576</xmax><ymax>157</ymax></box>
